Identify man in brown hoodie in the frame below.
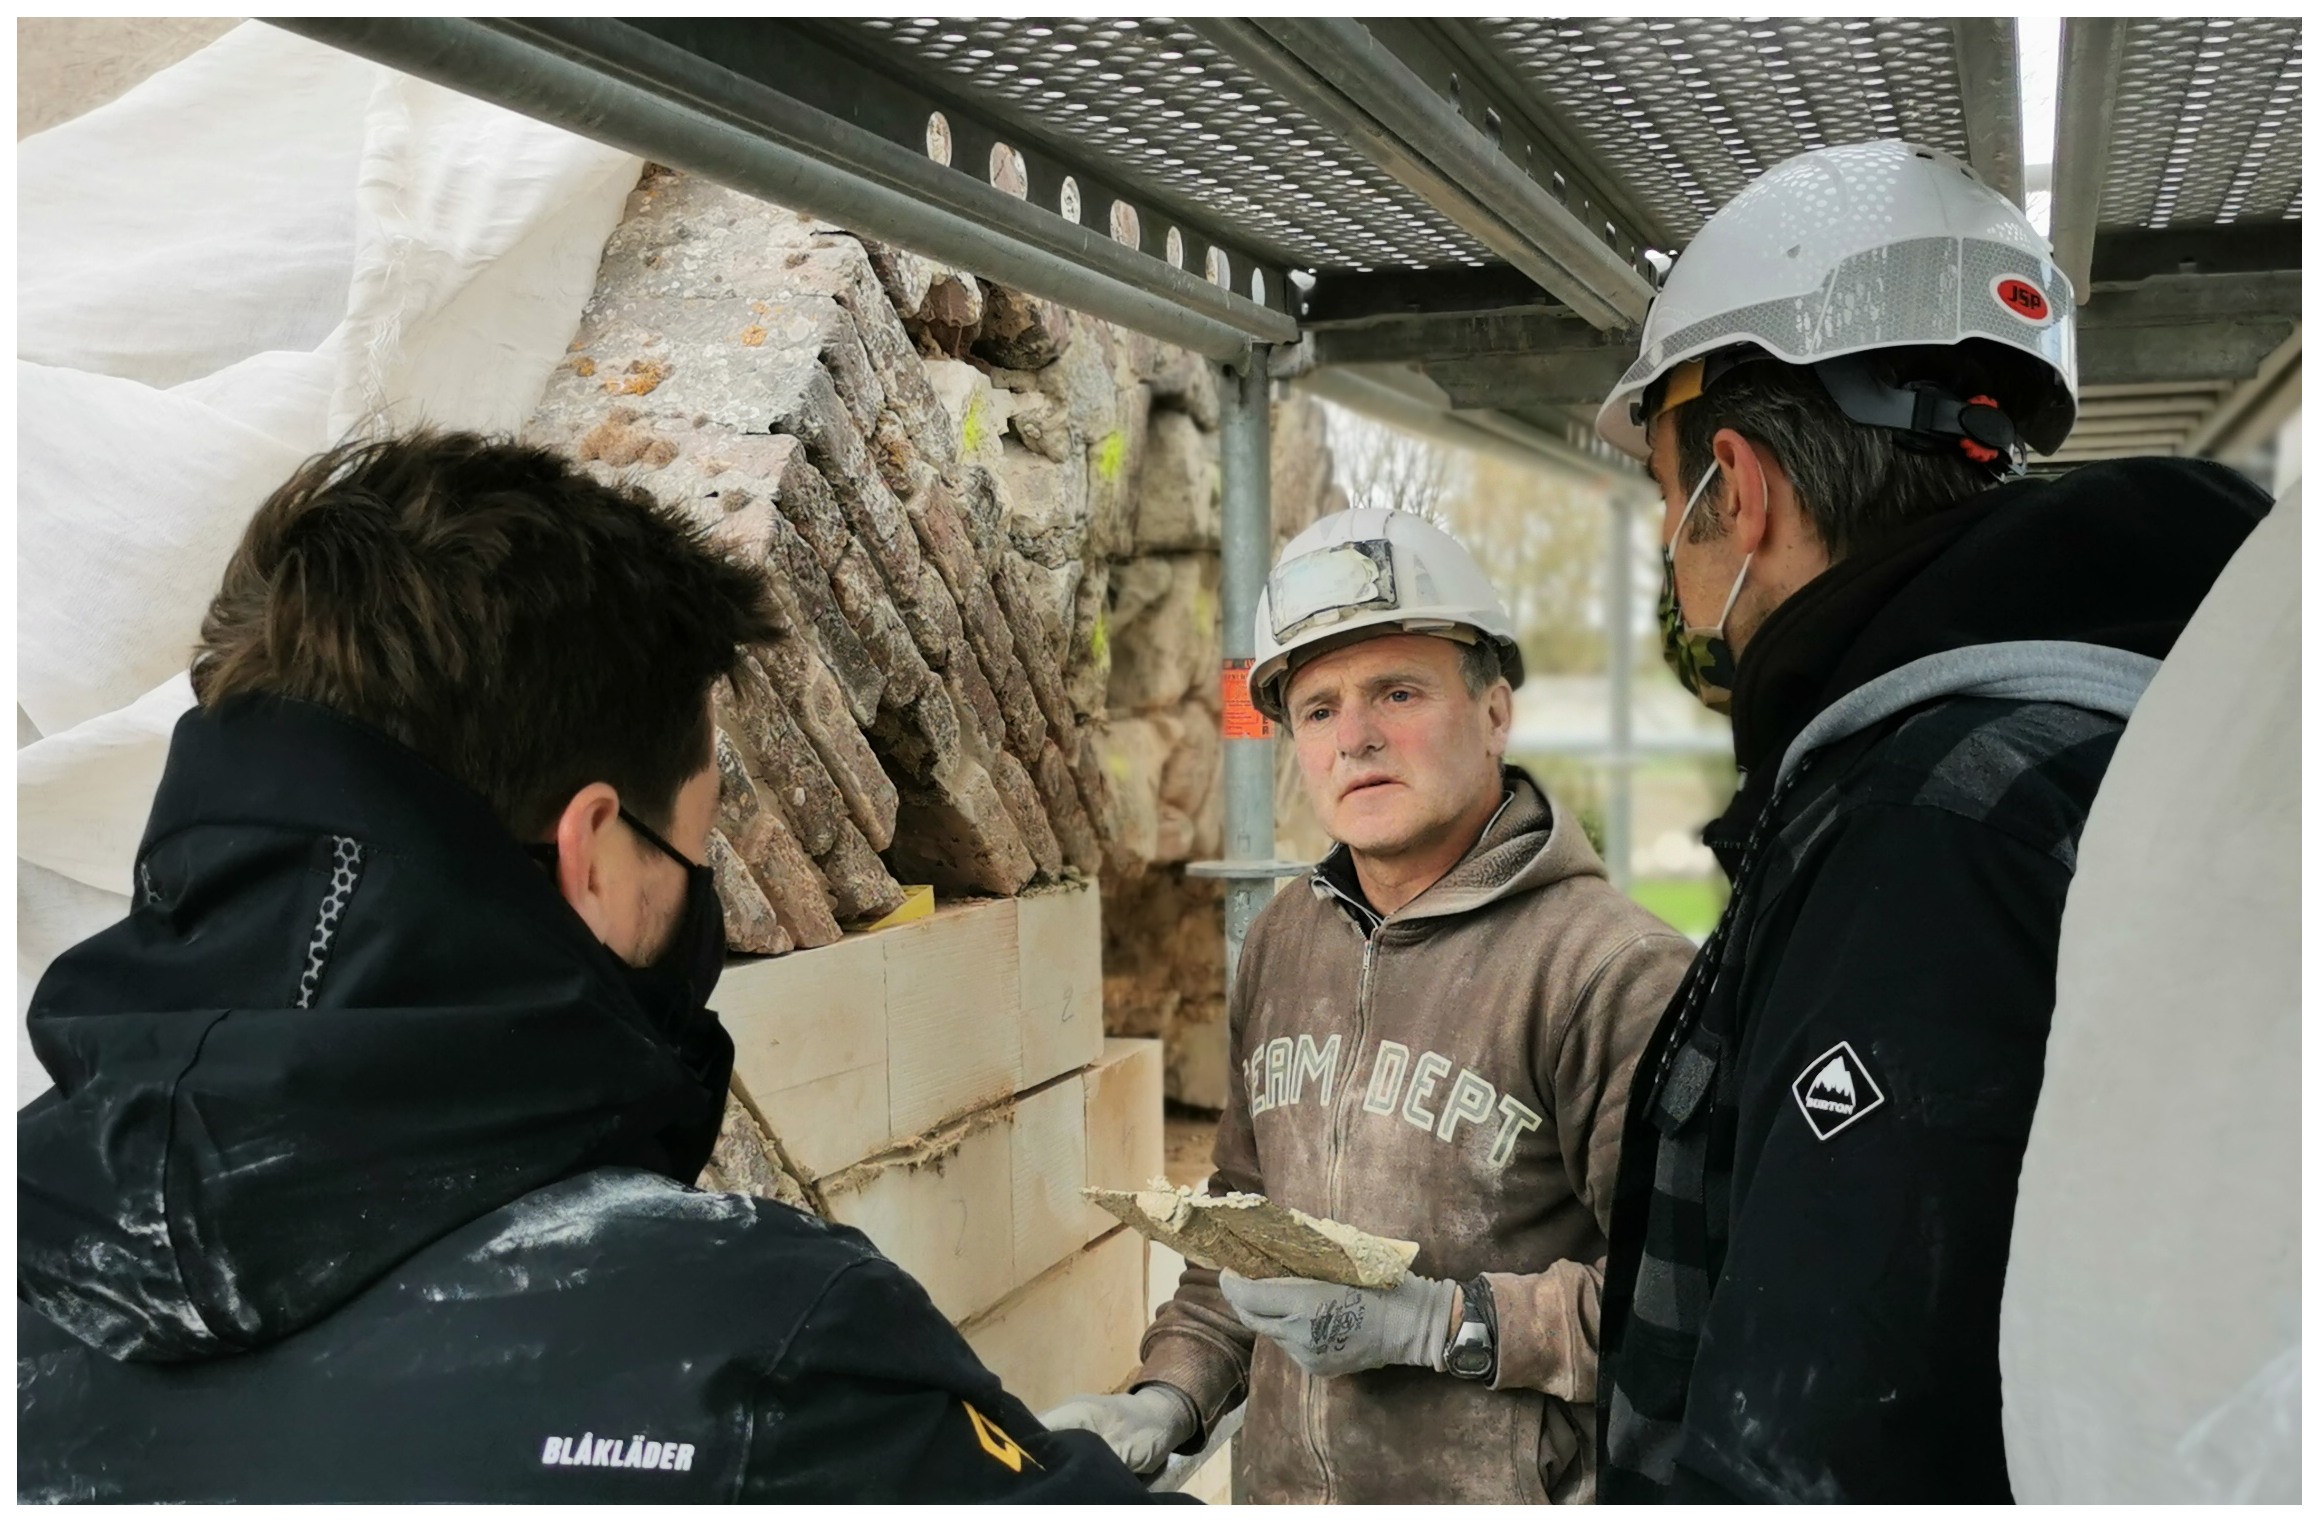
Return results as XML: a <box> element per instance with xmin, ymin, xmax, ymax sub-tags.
<box><xmin>1044</xmin><ymin>509</ymin><xmax>1693</xmax><ymax>1501</ymax></box>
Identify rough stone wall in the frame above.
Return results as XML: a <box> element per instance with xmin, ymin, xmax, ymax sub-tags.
<box><xmin>525</xmin><ymin>165</ymin><xmax>1339</xmax><ymax>1115</ymax></box>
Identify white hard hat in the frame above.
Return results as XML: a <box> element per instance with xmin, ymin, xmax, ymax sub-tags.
<box><xmin>1250</xmin><ymin>508</ymin><xmax>1523</xmax><ymax>723</ymax></box>
<box><xmin>1595</xmin><ymin>139</ymin><xmax>2078</xmax><ymax>461</ymax></box>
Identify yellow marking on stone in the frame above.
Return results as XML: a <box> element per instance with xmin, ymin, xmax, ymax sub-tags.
<box><xmin>962</xmin><ymin>394</ymin><xmax>990</xmax><ymax>455</ymax></box>
<box><xmin>1088</xmin><ymin>612</ymin><xmax>1110</xmax><ymax>666</ymax></box>
<box><xmin>740</xmin><ymin>325</ymin><xmax>768</xmax><ymax>347</ymax></box>
<box><xmin>1096</xmin><ymin>429</ymin><xmax>1127</xmax><ymax>483</ymax></box>
<box><xmin>571</xmin><ymin>357</ymin><xmax>596</xmax><ymax>377</ymax></box>
<box><xmin>866</xmin><ymin>884</ymin><xmax>935</xmax><ymax>931</ymax></box>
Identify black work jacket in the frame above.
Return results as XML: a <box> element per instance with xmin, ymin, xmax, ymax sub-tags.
<box><xmin>17</xmin><ymin>695</ymin><xmax>1165</xmax><ymax>1503</ymax></box>
<box><xmin>1596</xmin><ymin>458</ymin><xmax>2270</xmax><ymax>1503</ymax></box>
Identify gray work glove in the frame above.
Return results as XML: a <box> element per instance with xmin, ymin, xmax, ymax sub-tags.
<box><xmin>1039</xmin><ymin>1383</ymin><xmax>1199</xmax><ymax>1476</ymax></box>
<box><xmin>1219</xmin><ymin>1269</ymin><xmax>1460</xmax><ymax>1378</ymax></box>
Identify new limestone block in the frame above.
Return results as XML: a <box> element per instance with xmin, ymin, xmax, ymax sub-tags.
<box><xmin>1010</xmin><ymin>1078</ymin><xmax>1089</xmax><ymax>1287</ymax></box>
<box><xmin>718</xmin><ymin>930</ymin><xmax>888</xmax><ymax>1182</ymax></box>
<box><xmin>1084</xmin><ymin>1038</ymin><xmax>1165</xmax><ymax>1238</ymax></box>
<box><xmin>881</xmin><ymin>896</ymin><xmax>1024</xmax><ymax>1138</ymax></box>
<box><xmin>1085</xmin><ymin>1185</ymin><xmax>1420</xmax><ymax>1290</ymax></box>
<box><xmin>1019</xmin><ymin>884</ymin><xmax>1106</xmax><ymax>1090</ymax></box>
<box><xmin>823</xmin><ymin>1107</ymin><xmax>1017</xmax><ymax>1323</ymax></box>
<box><xmin>962</xmin><ymin>1227</ymin><xmax>1147</xmax><ymax>1415</ymax></box>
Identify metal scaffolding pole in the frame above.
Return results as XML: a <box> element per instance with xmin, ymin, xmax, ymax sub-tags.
<box><xmin>1604</xmin><ymin>494</ymin><xmax>1636</xmax><ymax>891</ymax></box>
<box><xmin>1189</xmin><ymin>347</ymin><xmax>1308</xmax><ymax>991</ymax></box>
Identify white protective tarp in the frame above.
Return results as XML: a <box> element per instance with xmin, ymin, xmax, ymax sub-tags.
<box><xmin>2000</xmin><ymin>486</ymin><xmax>2301</xmax><ymax>1502</ymax></box>
<box><xmin>17</xmin><ymin>23</ymin><xmax>642</xmax><ymax>1102</ymax></box>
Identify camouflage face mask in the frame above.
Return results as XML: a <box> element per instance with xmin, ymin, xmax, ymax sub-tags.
<box><xmin>1657</xmin><ymin>461</ymin><xmax>1750</xmax><ymax>715</ymax></box>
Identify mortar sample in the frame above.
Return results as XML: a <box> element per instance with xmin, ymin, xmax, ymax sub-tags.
<box><xmin>1085</xmin><ymin>1184</ymin><xmax>1417</xmax><ymax>1289</ymax></box>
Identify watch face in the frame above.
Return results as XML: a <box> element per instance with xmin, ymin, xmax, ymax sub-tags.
<box><xmin>1447</xmin><ymin>1328</ymin><xmax>1493</xmax><ymax>1378</ymax></box>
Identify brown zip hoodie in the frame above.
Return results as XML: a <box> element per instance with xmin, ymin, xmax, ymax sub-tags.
<box><xmin>1137</xmin><ymin>768</ymin><xmax>1692</xmax><ymax>1503</ymax></box>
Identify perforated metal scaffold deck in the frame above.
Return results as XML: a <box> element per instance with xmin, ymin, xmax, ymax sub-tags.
<box><xmin>279</xmin><ymin>16</ymin><xmax>2300</xmax><ymax>476</ymax></box>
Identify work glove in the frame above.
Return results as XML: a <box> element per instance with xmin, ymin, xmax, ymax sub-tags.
<box><xmin>1219</xmin><ymin>1269</ymin><xmax>1459</xmax><ymax>1378</ymax></box>
<box><xmin>1039</xmin><ymin>1383</ymin><xmax>1199</xmax><ymax>1477</ymax></box>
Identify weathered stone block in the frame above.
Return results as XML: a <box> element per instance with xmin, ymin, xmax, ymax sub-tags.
<box><xmin>1066</xmin><ymin>559</ymin><xmax>1113</xmax><ymax>725</ymax></box>
<box><xmin>988</xmin><ymin>745</ymin><xmax>1064</xmax><ymax>881</ymax></box>
<box><xmin>994</xmin><ymin>438</ymin><xmax>1089</xmax><ymax>570</ymax></box>
<box><xmin>1146</xmin><ymin>345</ymin><xmax>1220</xmax><ymax>430</ymax></box>
<box><xmin>801</xmin><ymin>237</ymin><xmax>959</xmax><ymax>480</ymax></box>
<box><xmin>1034</xmin><ymin>738</ymin><xmax>1104</xmax><ymax>877</ymax></box>
<box><xmin>910</xmin><ymin>480</ymin><xmax>1051</xmax><ymax>758</ymax></box>
<box><xmin>1099</xmin><ymin>713</ymin><xmax>1180</xmax><ymax>869</ymax></box>
<box><xmin>924</xmin><ymin>357</ymin><xmax>1011</xmax><ymax>482</ymax></box>
<box><xmin>861</xmin><ymin>237</ymin><xmax>938</xmax><ymax>318</ymax></box>
<box><xmin>1107</xmin><ymin>554</ymin><xmax>1218</xmax><ymax>716</ymax></box>
<box><xmin>710</xmin><ymin>503</ymin><xmax>883</xmax><ymax>727</ymax></box>
<box><xmin>744</xmin><ymin>649</ymin><xmax>897</xmax><ymax>853</ymax></box>
<box><xmin>1004</xmin><ymin>387</ymin><xmax>1074</xmax><ymax>465</ymax></box>
<box><xmin>716</xmin><ymin>729</ymin><xmax>842</xmax><ymax>949</ymax></box>
<box><xmin>1134</xmin><ymin>409</ymin><xmax>1222</xmax><ymax>553</ymax></box>
<box><xmin>709</xmin><ymin>827</ymin><xmax>792</xmax><ymax>956</ymax></box>
<box><xmin>696</xmin><ymin>1088</ymin><xmax>814</xmax><ymax>1210</ymax></box>
<box><xmin>972</xmin><ymin>281</ymin><xmax>1066</xmax><ymax>371</ymax></box>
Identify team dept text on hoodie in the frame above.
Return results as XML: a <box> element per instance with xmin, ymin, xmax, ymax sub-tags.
<box><xmin>1596</xmin><ymin>456</ymin><xmax>2271</xmax><ymax>1504</ymax></box>
<box><xmin>1139</xmin><ymin>770</ymin><xmax>1695</xmax><ymax>1503</ymax></box>
<box><xmin>16</xmin><ymin>695</ymin><xmax>1172</xmax><ymax>1504</ymax></box>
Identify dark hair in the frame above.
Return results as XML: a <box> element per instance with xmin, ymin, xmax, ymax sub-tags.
<box><xmin>1458</xmin><ymin>638</ymin><xmax>1505</xmax><ymax>698</ymax></box>
<box><xmin>1671</xmin><ymin>344</ymin><xmax>2020</xmax><ymax>561</ymax></box>
<box><xmin>191</xmin><ymin>431</ymin><xmax>781</xmax><ymax>838</ymax></box>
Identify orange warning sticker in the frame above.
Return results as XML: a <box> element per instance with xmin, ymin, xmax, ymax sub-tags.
<box><xmin>1221</xmin><ymin>658</ymin><xmax>1274</xmax><ymax>740</ymax></box>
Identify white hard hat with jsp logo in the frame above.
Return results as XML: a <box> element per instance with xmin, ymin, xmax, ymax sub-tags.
<box><xmin>1595</xmin><ymin>139</ymin><xmax>2080</xmax><ymax>464</ymax></box>
<box><xmin>1250</xmin><ymin>508</ymin><xmax>1523</xmax><ymax>724</ymax></box>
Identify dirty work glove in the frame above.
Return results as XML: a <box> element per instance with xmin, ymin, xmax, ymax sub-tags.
<box><xmin>1039</xmin><ymin>1383</ymin><xmax>1199</xmax><ymax>1477</ymax></box>
<box><xmin>1219</xmin><ymin>1269</ymin><xmax>1460</xmax><ymax>1377</ymax></box>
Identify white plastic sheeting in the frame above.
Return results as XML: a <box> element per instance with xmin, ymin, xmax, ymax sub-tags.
<box><xmin>2001</xmin><ymin>487</ymin><xmax>2301</xmax><ymax>1502</ymax></box>
<box><xmin>17</xmin><ymin>22</ymin><xmax>642</xmax><ymax>1102</ymax></box>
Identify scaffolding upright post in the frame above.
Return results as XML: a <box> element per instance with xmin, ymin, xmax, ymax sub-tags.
<box><xmin>1604</xmin><ymin>493</ymin><xmax>1635</xmax><ymax>890</ymax></box>
<box><xmin>1207</xmin><ymin>345</ymin><xmax>1280</xmax><ymax>993</ymax></box>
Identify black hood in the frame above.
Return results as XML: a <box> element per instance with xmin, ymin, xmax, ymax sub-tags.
<box><xmin>1725</xmin><ymin>456</ymin><xmax>2270</xmax><ymax>791</ymax></box>
<box><xmin>18</xmin><ymin>696</ymin><xmax>734</xmax><ymax>1363</ymax></box>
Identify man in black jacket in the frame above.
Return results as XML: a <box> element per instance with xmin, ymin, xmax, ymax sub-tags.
<box><xmin>1586</xmin><ymin>141</ymin><xmax>2272</xmax><ymax>1502</ymax></box>
<box><xmin>17</xmin><ymin>432</ymin><xmax>1168</xmax><ymax>1503</ymax></box>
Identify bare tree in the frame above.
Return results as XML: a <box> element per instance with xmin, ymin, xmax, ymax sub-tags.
<box><xmin>1321</xmin><ymin>405</ymin><xmax>1463</xmax><ymax>522</ymax></box>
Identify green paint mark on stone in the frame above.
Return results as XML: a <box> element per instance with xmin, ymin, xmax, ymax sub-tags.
<box><xmin>962</xmin><ymin>394</ymin><xmax>990</xmax><ymax>455</ymax></box>
<box><xmin>1089</xmin><ymin>612</ymin><xmax>1110</xmax><ymax>666</ymax></box>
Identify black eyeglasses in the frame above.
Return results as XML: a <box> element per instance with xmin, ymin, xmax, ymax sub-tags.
<box><xmin>526</xmin><ymin>807</ymin><xmax>698</xmax><ymax>872</ymax></box>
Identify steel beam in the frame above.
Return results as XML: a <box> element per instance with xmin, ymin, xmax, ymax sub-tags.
<box><xmin>1299</xmin><ymin>266</ymin><xmax>1561</xmax><ymax>327</ymax></box>
<box><xmin>2092</xmin><ymin>224</ymin><xmax>2304</xmax><ymax>283</ymax></box>
<box><xmin>2183</xmin><ymin>329</ymin><xmax>2303</xmax><ymax>463</ymax></box>
<box><xmin>270</xmin><ymin>18</ymin><xmax>1293</xmax><ymax>363</ymax></box>
<box><xmin>2048</xmin><ymin>18</ymin><xmax>2128</xmax><ymax>302</ymax></box>
<box><xmin>2076</xmin><ymin>272</ymin><xmax>2303</xmax><ymax>389</ymax></box>
<box><xmin>1297</xmin><ymin>365</ymin><xmax>1638</xmax><ymax>489</ymax></box>
<box><xmin>1192</xmin><ymin>18</ymin><xmax>1655</xmax><ymax>331</ymax></box>
<box><xmin>1954</xmin><ymin>18</ymin><xmax>2026</xmax><ymax>208</ymax></box>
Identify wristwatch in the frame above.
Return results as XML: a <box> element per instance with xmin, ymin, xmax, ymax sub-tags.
<box><xmin>1443</xmin><ymin>1274</ymin><xmax>1499</xmax><ymax>1382</ymax></box>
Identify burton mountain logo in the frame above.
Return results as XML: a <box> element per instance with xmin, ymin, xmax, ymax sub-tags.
<box><xmin>1791</xmin><ymin>1041</ymin><xmax>1885</xmax><ymax>1141</ymax></box>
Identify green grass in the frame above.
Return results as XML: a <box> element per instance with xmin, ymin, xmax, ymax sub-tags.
<box><xmin>1630</xmin><ymin>877</ymin><xmax>1727</xmax><ymax>940</ymax></box>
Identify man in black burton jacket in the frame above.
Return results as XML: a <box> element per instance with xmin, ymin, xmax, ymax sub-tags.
<box><xmin>17</xmin><ymin>432</ymin><xmax>1169</xmax><ymax>1503</ymax></box>
<box><xmin>1586</xmin><ymin>141</ymin><xmax>2271</xmax><ymax>1502</ymax></box>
